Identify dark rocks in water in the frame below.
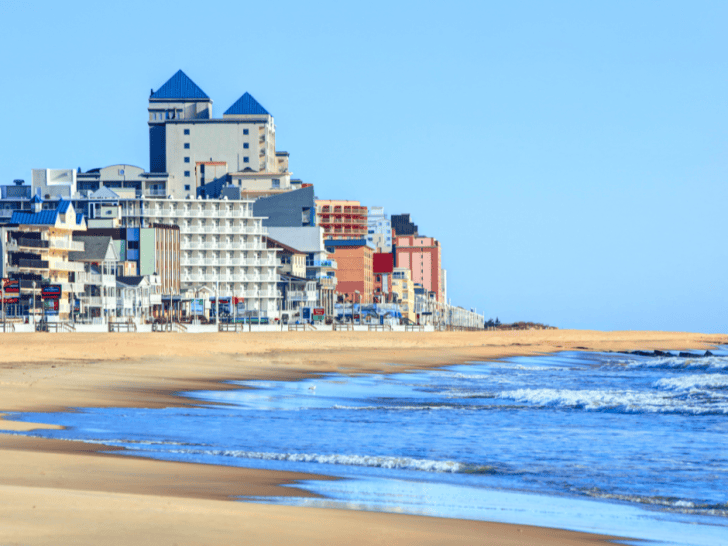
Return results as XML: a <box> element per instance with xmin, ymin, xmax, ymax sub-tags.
<box><xmin>621</xmin><ymin>349</ymin><xmax>716</xmax><ymax>358</ymax></box>
<box><xmin>623</xmin><ymin>350</ymin><xmax>675</xmax><ymax>357</ymax></box>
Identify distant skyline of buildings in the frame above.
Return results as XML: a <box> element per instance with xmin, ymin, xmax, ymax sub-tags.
<box><xmin>0</xmin><ymin>70</ymin><xmax>482</xmax><ymax>327</ymax></box>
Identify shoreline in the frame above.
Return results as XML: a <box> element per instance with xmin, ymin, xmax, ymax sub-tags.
<box><xmin>1</xmin><ymin>330</ymin><xmax>725</xmax><ymax>545</ymax></box>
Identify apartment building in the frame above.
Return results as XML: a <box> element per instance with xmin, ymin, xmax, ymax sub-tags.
<box><xmin>69</xmin><ymin>235</ymin><xmax>119</xmax><ymax>322</ymax></box>
<box><xmin>5</xmin><ymin>198</ymin><xmax>86</xmax><ymax>320</ymax></box>
<box><xmin>324</xmin><ymin>239</ymin><xmax>373</xmax><ymax>304</ymax></box>
<box><xmin>315</xmin><ymin>200</ymin><xmax>368</xmax><ymax>241</ymax></box>
<box><xmin>120</xmin><ymin>197</ymin><xmax>278</xmax><ymax>317</ymax></box>
<box><xmin>367</xmin><ymin>207</ymin><xmax>393</xmax><ymax>252</ymax></box>
<box><xmin>394</xmin><ymin>235</ymin><xmax>444</xmax><ymax>303</ymax></box>
<box><xmin>391</xmin><ymin>267</ymin><xmax>415</xmax><ymax>324</ymax></box>
<box><xmin>267</xmin><ymin>227</ymin><xmax>337</xmax><ymax>315</ymax></box>
<box><xmin>148</xmin><ymin>70</ymin><xmax>293</xmax><ymax>199</ymax></box>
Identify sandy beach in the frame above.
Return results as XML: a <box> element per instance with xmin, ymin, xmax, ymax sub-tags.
<box><xmin>1</xmin><ymin>329</ymin><xmax>725</xmax><ymax>545</ymax></box>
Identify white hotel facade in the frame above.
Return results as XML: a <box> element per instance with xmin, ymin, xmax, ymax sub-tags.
<box><xmin>119</xmin><ymin>196</ymin><xmax>278</xmax><ymax>315</ymax></box>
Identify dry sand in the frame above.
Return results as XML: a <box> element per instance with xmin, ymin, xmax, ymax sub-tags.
<box><xmin>0</xmin><ymin>329</ymin><xmax>725</xmax><ymax>545</ymax></box>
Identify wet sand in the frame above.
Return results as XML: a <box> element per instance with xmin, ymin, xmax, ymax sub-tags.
<box><xmin>1</xmin><ymin>330</ymin><xmax>725</xmax><ymax>545</ymax></box>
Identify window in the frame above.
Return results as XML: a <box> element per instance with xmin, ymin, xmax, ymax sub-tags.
<box><xmin>243</xmin><ymin>157</ymin><xmax>249</xmax><ymax>163</ymax></box>
<box><xmin>184</xmin><ymin>184</ymin><xmax>191</xmax><ymax>191</ymax></box>
<box><xmin>243</xmin><ymin>129</ymin><xmax>249</xmax><ymax>135</ymax></box>
<box><xmin>184</xmin><ymin>129</ymin><xmax>190</xmax><ymax>135</ymax></box>
<box><xmin>184</xmin><ymin>157</ymin><xmax>190</xmax><ymax>163</ymax></box>
<box><xmin>243</xmin><ymin>143</ymin><xmax>249</xmax><ymax>149</ymax></box>
<box><xmin>272</xmin><ymin>178</ymin><xmax>280</xmax><ymax>189</ymax></box>
<box><xmin>184</xmin><ymin>143</ymin><xmax>190</xmax><ymax>149</ymax></box>
<box><xmin>184</xmin><ymin>171</ymin><xmax>190</xmax><ymax>177</ymax></box>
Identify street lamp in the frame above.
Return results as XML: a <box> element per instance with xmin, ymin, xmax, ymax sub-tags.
<box><xmin>354</xmin><ymin>290</ymin><xmax>360</xmax><ymax>326</ymax></box>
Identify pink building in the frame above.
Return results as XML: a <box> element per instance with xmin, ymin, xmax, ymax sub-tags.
<box><xmin>394</xmin><ymin>236</ymin><xmax>443</xmax><ymax>303</ymax></box>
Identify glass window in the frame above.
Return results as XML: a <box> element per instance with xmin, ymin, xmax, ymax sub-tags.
<box><xmin>243</xmin><ymin>129</ymin><xmax>249</xmax><ymax>135</ymax></box>
<box><xmin>184</xmin><ymin>185</ymin><xmax>191</xmax><ymax>191</ymax></box>
<box><xmin>243</xmin><ymin>157</ymin><xmax>249</xmax><ymax>163</ymax></box>
<box><xmin>184</xmin><ymin>129</ymin><xmax>190</xmax><ymax>135</ymax></box>
<box><xmin>184</xmin><ymin>143</ymin><xmax>190</xmax><ymax>149</ymax></box>
<box><xmin>243</xmin><ymin>143</ymin><xmax>249</xmax><ymax>149</ymax></box>
<box><xmin>184</xmin><ymin>171</ymin><xmax>190</xmax><ymax>177</ymax></box>
<box><xmin>184</xmin><ymin>157</ymin><xmax>190</xmax><ymax>163</ymax></box>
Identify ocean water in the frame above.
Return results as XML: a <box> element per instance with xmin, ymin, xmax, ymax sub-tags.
<box><xmin>8</xmin><ymin>349</ymin><xmax>728</xmax><ymax>546</ymax></box>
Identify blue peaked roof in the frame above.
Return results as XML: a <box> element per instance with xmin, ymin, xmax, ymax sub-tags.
<box><xmin>151</xmin><ymin>70</ymin><xmax>209</xmax><ymax>100</ymax></box>
<box><xmin>30</xmin><ymin>195</ymin><xmax>43</xmax><ymax>204</ymax></box>
<box><xmin>224</xmin><ymin>92</ymin><xmax>270</xmax><ymax>116</ymax></box>
<box><xmin>10</xmin><ymin>199</ymin><xmax>77</xmax><ymax>226</ymax></box>
<box><xmin>57</xmin><ymin>199</ymin><xmax>71</xmax><ymax>213</ymax></box>
<box><xmin>11</xmin><ymin>210</ymin><xmax>59</xmax><ymax>225</ymax></box>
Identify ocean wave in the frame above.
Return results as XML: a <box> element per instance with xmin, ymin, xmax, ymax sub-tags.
<box><xmin>611</xmin><ymin>356</ymin><xmax>728</xmax><ymax>371</ymax></box>
<box><xmin>166</xmin><ymin>448</ymin><xmax>497</xmax><ymax>474</ymax></box>
<box><xmin>497</xmin><ymin>388</ymin><xmax>728</xmax><ymax>414</ymax></box>
<box><xmin>578</xmin><ymin>487</ymin><xmax>728</xmax><ymax>517</ymax></box>
<box><xmin>655</xmin><ymin>374</ymin><xmax>728</xmax><ymax>391</ymax></box>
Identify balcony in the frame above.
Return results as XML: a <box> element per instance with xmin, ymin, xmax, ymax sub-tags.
<box><xmin>11</xmin><ymin>259</ymin><xmax>49</xmax><ymax>270</ymax></box>
<box><xmin>145</xmin><ymin>189</ymin><xmax>167</xmax><ymax>197</ymax></box>
<box><xmin>50</xmin><ymin>239</ymin><xmax>84</xmax><ymax>251</ymax></box>
<box><xmin>48</xmin><ymin>260</ymin><xmax>85</xmax><ymax>273</ymax></box>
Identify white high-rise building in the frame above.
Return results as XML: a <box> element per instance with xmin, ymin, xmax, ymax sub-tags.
<box><xmin>119</xmin><ymin>197</ymin><xmax>279</xmax><ymax>317</ymax></box>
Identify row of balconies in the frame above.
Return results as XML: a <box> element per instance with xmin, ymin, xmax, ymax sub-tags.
<box><xmin>181</xmin><ymin>257</ymin><xmax>275</xmax><ymax>267</ymax></box>
<box><xmin>319</xmin><ymin>207</ymin><xmax>367</xmax><ymax>214</ymax></box>
<box><xmin>181</xmin><ymin>257</ymin><xmax>277</xmax><ymax>267</ymax></box>
<box><xmin>145</xmin><ymin>208</ymin><xmax>250</xmax><ymax>218</ymax></box>
<box><xmin>181</xmin><ymin>241</ymin><xmax>268</xmax><ymax>250</ymax></box>
<box><xmin>8</xmin><ymin>237</ymin><xmax>84</xmax><ymax>252</ymax></box>
<box><xmin>182</xmin><ymin>272</ymin><xmax>277</xmax><ymax>282</ymax></box>
<box><xmin>8</xmin><ymin>259</ymin><xmax>84</xmax><ymax>273</ymax></box>
<box><xmin>181</xmin><ymin>241</ymin><xmax>267</xmax><ymax>252</ymax></box>
<box><xmin>180</xmin><ymin>225</ymin><xmax>267</xmax><ymax>235</ymax></box>
<box><xmin>318</xmin><ymin>217</ymin><xmax>367</xmax><ymax>225</ymax></box>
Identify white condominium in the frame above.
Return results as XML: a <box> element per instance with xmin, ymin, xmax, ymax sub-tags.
<box><xmin>121</xmin><ymin>197</ymin><xmax>278</xmax><ymax>317</ymax></box>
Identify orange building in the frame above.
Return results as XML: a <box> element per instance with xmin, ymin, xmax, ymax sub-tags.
<box><xmin>325</xmin><ymin>239</ymin><xmax>373</xmax><ymax>303</ymax></box>
<box><xmin>315</xmin><ymin>200</ymin><xmax>368</xmax><ymax>240</ymax></box>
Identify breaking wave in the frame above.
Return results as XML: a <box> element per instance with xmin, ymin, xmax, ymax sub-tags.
<box><xmin>166</xmin><ymin>448</ymin><xmax>498</xmax><ymax>474</ymax></box>
<box><xmin>578</xmin><ymin>487</ymin><xmax>728</xmax><ymax>517</ymax></box>
<box><xmin>613</xmin><ymin>356</ymin><xmax>728</xmax><ymax>371</ymax></box>
<box><xmin>655</xmin><ymin>374</ymin><xmax>728</xmax><ymax>391</ymax></box>
<box><xmin>497</xmin><ymin>388</ymin><xmax>728</xmax><ymax>414</ymax></box>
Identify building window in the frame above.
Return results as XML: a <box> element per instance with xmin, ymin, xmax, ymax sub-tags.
<box><xmin>184</xmin><ymin>171</ymin><xmax>190</xmax><ymax>177</ymax></box>
<box><xmin>243</xmin><ymin>129</ymin><xmax>249</xmax><ymax>135</ymax></box>
<box><xmin>184</xmin><ymin>129</ymin><xmax>190</xmax><ymax>135</ymax></box>
<box><xmin>243</xmin><ymin>143</ymin><xmax>249</xmax><ymax>149</ymax></box>
<box><xmin>184</xmin><ymin>143</ymin><xmax>190</xmax><ymax>149</ymax></box>
<box><xmin>184</xmin><ymin>185</ymin><xmax>191</xmax><ymax>191</ymax></box>
<box><xmin>184</xmin><ymin>157</ymin><xmax>190</xmax><ymax>163</ymax></box>
<box><xmin>243</xmin><ymin>157</ymin><xmax>249</xmax><ymax>163</ymax></box>
<box><xmin>272</xmin><ymin>179</ymin><xmax>280</xmax><ymax>188</ymax></box>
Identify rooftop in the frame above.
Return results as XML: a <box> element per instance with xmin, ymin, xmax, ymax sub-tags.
<box><xmin>151</xmin><ymin>70</ymin><xmax>209</xmax><ymax>100</ymax></box>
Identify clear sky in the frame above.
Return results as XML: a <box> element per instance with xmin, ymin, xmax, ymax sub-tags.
<box><xmin>1</xmin><ymin>1</ymin><xmax>726</xmax><ymax>333</ymax></box>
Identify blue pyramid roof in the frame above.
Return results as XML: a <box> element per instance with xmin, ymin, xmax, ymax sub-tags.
<box><xmin>224</xmin><ymin>92</ymin><xmax>270</xmax><ymax>116</ymax></box>
<box><xmin>151</xmin><ymin>70</ymin><xmax>209</xmax><ymax>100</ymax></box>
<box><xmin>30</xmin><ymin>195</ymin><xmax>43</xmax><ymax>204</ymax></box>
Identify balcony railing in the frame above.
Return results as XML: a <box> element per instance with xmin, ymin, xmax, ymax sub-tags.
<box><xmin>12</xmin><ymin>259</ymin><xmax>49</xmax><ymax>270</ymax></box>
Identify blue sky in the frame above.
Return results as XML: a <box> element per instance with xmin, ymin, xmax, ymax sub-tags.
<box><xmin>1</xmin><ymin>1</ymin><xmax>726</xmax><ymax>332</ymax></box>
